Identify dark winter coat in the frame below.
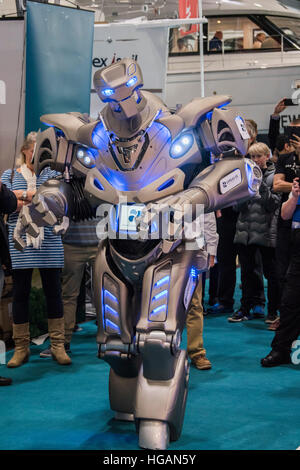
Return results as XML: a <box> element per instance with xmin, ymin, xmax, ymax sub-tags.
<box><xmin>0</xmin><ymin>182</ymin><xmax>17</xmax><ymax>266</ymax></box>
<box><xmin>234</xmin><ymin>161</ymin><xmax>281</xmax><ymax>248</ymax></box>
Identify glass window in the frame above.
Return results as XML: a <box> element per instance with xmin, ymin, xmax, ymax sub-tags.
<box><xmin>168</xmin><ymin>15</ymin><xmax>284</xmax><ymax>56</ymax></box>
<box><xmin>169</xmin><ymin>26</ymin><xmax>199</xmax><ymax>55</ymax></box>
<box><xmin>266</xmin><ymin>16</ymin><xmax>300</xmax><ymax>48</ymax></box>
<box><xmin>207</xmin><ymin>16</ymin><xmax>275</xmax><ymax>52</ymax></box>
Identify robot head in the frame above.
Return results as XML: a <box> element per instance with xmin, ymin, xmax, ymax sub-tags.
<box><xmin>93</xmin><ymin>58</ymin><xmax>144</xmax><ymax>118</ymax></box>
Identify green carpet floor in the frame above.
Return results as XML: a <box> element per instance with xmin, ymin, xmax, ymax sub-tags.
<box><xmin>1</xmin><ymin>279</ymin><xmax>300</xmax><ymax>450</ymax></box>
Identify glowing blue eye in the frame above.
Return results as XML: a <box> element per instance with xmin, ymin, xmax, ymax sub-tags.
<box><xmin>102</xmin><ymin>88</ymin><xmax>115</xmax><ymax>97</ymax></box>
<box><xmin>126</xmin><ymin>76</ymin><xmax>137</xmax><ymax>87</ymax></box>
<box><xmin>77</xmin><ymin>150</ymin><xmax>85</xmax><ymax>159</ymax></box>
<box><xmin>170</xmin><ymin>132</ymin><xmax>194</xmax><ymax>159</ymax></box>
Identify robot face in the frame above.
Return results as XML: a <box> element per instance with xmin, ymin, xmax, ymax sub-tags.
<box><xmin>93</xmin><ymin>58</ymin><xmax>143</xmax><ymax>118</ymax></box>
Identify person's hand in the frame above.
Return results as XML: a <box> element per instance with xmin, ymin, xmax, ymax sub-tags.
<box><xmin>209</xmin><ymin>255</ymin><xmax>215</xmax><ymax>268</ymax></box>
<box><xmin>291</xmin><ymin>178</ymin><xmax>300</xmax><ymax>199</ymax></box>
<box><xmin>26</xmin><ymin>190</ymin><xmax>36</xmax><ymax>202</ymax></box>
<box><xmin>290</xmin><ymin>134</ymin><xmax>300</xmax><ymax>157</ymax></box>
<box><xmin>273</xmin><ymin>98</ymin><xmax>286</xmax><ymax>116</ymax></box>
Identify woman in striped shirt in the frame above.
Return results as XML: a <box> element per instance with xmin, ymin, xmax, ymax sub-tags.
<box><xmin>1</xmin><ymin>132</ymin><xmax>71</xmax><ymax>367</ymax></box>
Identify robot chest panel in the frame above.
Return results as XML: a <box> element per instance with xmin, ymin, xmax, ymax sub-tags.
<box><xmin>93</xmin><ymin>124</ymin><xmax>201</xmax><ymax>203</ymax></box>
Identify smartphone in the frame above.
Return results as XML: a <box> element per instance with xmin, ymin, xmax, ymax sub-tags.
<box><xmin>284</xmin><ymin>98</ymin><xmax>298</xmax><ymax>106</ymax></box>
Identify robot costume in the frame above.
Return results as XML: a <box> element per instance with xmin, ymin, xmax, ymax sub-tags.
<box><xmin>14</xmin><ymin>58</ymin><xmax>262</xmax><ymax>450</ymax></box>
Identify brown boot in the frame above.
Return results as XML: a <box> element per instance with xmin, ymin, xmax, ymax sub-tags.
<box><xmin>191</xmin><ymin>355</ymin><xmax>212</xmax><ymax>370</ymax></box>
<box><xmin>48</xmin><ymin>318</ymin><xmax>71</xmax><ymax>365</ymax></box>
<box><xmin>7</xmin><ymin>323</ymin><xmax>30</xmax><ymax>368</ymax></box>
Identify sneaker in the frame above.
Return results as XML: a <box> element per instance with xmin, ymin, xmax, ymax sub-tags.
<box><xmin>207</xmin><ymin>303</ymin><xmax>234</xmax><ymax>315</ymax></box>
<box><xmin>268</xmin><ymin>318</ymin><xmax>280</xmax><ymax>331</ymax></box>
<box><xmin>265</xmin><ymin>312</ymin><xmax>279</xmax><ymax>324</ymax></box>
<box><xmin>191</xmin><ymin>356</ymin><xmax>212</xmax><ymax>370</ymax></box>
<box><xmin>40</xmin><ymin>346</ymin><xmax>52</xmax><ymax>358</ymax></box>
<box><xmin>40</xmin><ymin>343</ymin><xmax>71</xmax><ymax>358</ymax></box>
<box><xmin>228</xmin><ymin>308</ymin><xmax>251</xmax><ymax>322</ymax></box>
<box><xmin>251</xmin><ymin>305</ymin><xmax>265</xmax><ymax>319</ymax></box>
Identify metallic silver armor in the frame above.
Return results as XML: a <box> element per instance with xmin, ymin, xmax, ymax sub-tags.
<box><xmin>14</xmin><ymin>58</ymin><xmax>262</xmax><ymax>450</ymax></box>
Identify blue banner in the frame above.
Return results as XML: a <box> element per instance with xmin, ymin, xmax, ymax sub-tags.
<box><xmin>25</xmin><ymin>1</ymin><xmax>94</xmax><ymax>135</ymax></box>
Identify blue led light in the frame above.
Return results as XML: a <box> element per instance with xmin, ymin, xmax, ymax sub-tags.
<box><xmin>105</xmin><ymin>304</ymin><xmax>119</xmax><ymax>317</ymax></box>
<box><xmin>102</xmin><ymin>88</ymin><xmax>115</xmax><ymax>97</ymax></box>
<box><xmin>170</xmin><ymin>132</ymin><xmax>194</xmax><ymax>159</ymax></box>
<box><xmin>190</xmin><ymin>267</ymin><xmax>198</xmax><ymax>280</ymax></box>
<box><xmin>152</xmin><ymin>290</ymin><xmax>168</xmax><ymax>302</ymax></box>
<box><xmin>104</xmin><ymin>290</ymin><xmax>118</xmax><ymax>304</ymax></box>
<box><xmin>92</xmin><ymin>122</ymin><xmax>104</xmax><ymax>148</ymax></box>
<box><xmin>126</xmin><ymin>76</ymin><xmax>137</xmax><ymax>87</ymax></box>
<box><xmin>150</xmin><ymin>305</ymin><xmax>167</xmax><ymax>317</ymax></box>
<box><xmin>76</xmin><ymin>147</ymin><xmax>96</xmax><ymax>168</ymax></box>
<box><xmin>94</xmin><ymin>178</ymin><xmax>104</xmax><ymax>191</ymax></box>
<box><xmin>105</xmin><ymin>319</ymin><xmax>121</xmax><ymax>334</ymax></box>
<box><xmin>157</xmin><ymin>178</ymin><xmax>175</xmax><ymax>192</ymax></box>
<box><xmin>154</xmin><ymin>275</ymin><xmax>170</xmax><ymax>288</ymax></box>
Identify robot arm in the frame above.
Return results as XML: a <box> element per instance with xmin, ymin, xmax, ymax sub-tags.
<box><xmin>138</xmin><ymin>156</ymin><xmax>262</xmax><ymax>241</ymax></box>
<box><xmin>13</xmin><ymin>178</ymin><xmax>73</xmax><ymax>251</ymax></box>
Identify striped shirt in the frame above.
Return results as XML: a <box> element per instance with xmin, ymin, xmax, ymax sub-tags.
<box><xmin>62</xmin><ymin>218</ymin><xmax>100</xmax><ymax>246</ymax></box>
<box><xmin>1</xmin><ymin>168</ymin><xmax>64</xmax><ymax>269</ymax></box>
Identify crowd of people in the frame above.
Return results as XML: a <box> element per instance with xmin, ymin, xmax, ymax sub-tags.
<box><xmin>1</xmin><ymin>97</ymin><xmax>300</xmax><ymax>386</ymax></box>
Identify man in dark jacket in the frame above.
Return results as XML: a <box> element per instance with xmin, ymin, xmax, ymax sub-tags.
<box><xmin>228</xmin><ymin>143</ymin><xmax>281</xmax><ymax>323</ymax></box>
<box><xmin>0</xmin><ymin>181</ymin><xmax>17</xmax><ymax>386</ymax></box>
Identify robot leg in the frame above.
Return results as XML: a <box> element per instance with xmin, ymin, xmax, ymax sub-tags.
<box><xmin>93</xmin><ymin>240</ymin><xmax>141</xmax><ymax>420</ymax></box>
<box><xmin>134</xmin><ymin>245</ymin><xmax>194</xmax><ymax>449</ymax></box>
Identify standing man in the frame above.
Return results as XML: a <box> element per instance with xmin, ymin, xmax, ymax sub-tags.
<box><xmin>261</xmin><ymin>176</ymin><xmax>300</xmax><ymax>367</ymax></box>
<box><xmin>0</xmin><ymin>181</ymin><xmax>17</xmax><ymax>385</ymax></box>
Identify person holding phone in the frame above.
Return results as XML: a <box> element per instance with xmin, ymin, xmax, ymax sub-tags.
<box><xmin>272</xmin><ymin>121</ymin><xmax>300</xmax><ymax>314</ymax></box>
<box><xmin>261</xmin><ymin>177</ymin><xmax>300</xmax><ymax>367</ymax></box>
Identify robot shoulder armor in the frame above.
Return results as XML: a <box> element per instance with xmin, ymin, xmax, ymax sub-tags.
<box><xmin>156</xmin><ymin>113</ymin><xmax>185</xmax><ymax>140</ymax></box>
<box><xmin>177</xmin><ymin>96</ymin><xmax>232</xmax><ymax>128</ymax></box>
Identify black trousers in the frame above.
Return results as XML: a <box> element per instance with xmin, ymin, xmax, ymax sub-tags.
<box><xmin>216</xmin><ymin>215</ymin><xmax>239</xmax><ymax>308</ymax></box>
<box><xmin>12</xmin><ymin>268</ymin><xmax>63</xmax><ymax>324</ymax></box>
<box><xmin>236</xmin><ymin>244</ymin><xmax>279</xmax><ymax>313</ymax></box>
<box><xmin>272</xmin><ymin>229</ymin><xmax>300</xmax><ymax>353</ymax></box>
<box><xmin>275</xmin><ymin>225</ymin><xmax>292</xmax><ymax>304</ymax></box>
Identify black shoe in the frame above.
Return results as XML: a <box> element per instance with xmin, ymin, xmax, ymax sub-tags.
<box><xmin>0</xmin><ymin>376</ymin><xmax>12</xmax><ymax>386</ymax></box>
<box><xmin>261</xmin><ymin>350</ymin><xmax>291</xmax><ymax>368</ymax></box>
<box><xmin>208</xmin><ymin>297</ymin><xmax>218</xmax><ymax>307</ymax></box>
<box><xmin>228</xmin><ymin>308</ymin><xmax>251</xmax><ymax>322</ymax></box>
<box><xmin>207</xmin><ymin>303</ymin><xmax>234</xmax><ymax>315</ymax></box>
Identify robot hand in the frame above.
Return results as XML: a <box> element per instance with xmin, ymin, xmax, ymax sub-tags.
<box><xmin>13</xmin><ymin>181</ymin><xmax>70</xmax><ymax>251</ymax></box>
<box><xmin>136</xmin><ymin>189</ymin><xmax>202</xmax><ymax>242</ymax></box>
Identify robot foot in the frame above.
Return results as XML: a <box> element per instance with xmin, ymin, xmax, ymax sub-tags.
<box><xmin>138</xmin><ymin>420</ymin><xmax>170</xmax><ymax>450</ymax></box>
<box><xmin>114</xmin><ymin>412</ymin><xmax>135</xmax><ymax>422</ymax></box>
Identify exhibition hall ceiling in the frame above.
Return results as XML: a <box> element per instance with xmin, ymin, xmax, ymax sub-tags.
<box><xmin>1</xmin><ymin>0</ymin><xmax>300</xmax><ymax>21</ymax></box>
<box><xmin>74</xmin><ymin>0</ymin><xmax>300</xmax><ymax>22</ymax></box>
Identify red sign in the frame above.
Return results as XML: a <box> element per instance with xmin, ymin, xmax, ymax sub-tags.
<box><xmin>178</xmin><ymin>0</ymin><xmax>199</xmax><ymax>35</ymax></box>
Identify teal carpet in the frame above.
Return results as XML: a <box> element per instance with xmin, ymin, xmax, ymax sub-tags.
<box><xmin>1</xmin><ymin>276</ymin><xmax>300</xmax><ymax>450</ymax></box>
